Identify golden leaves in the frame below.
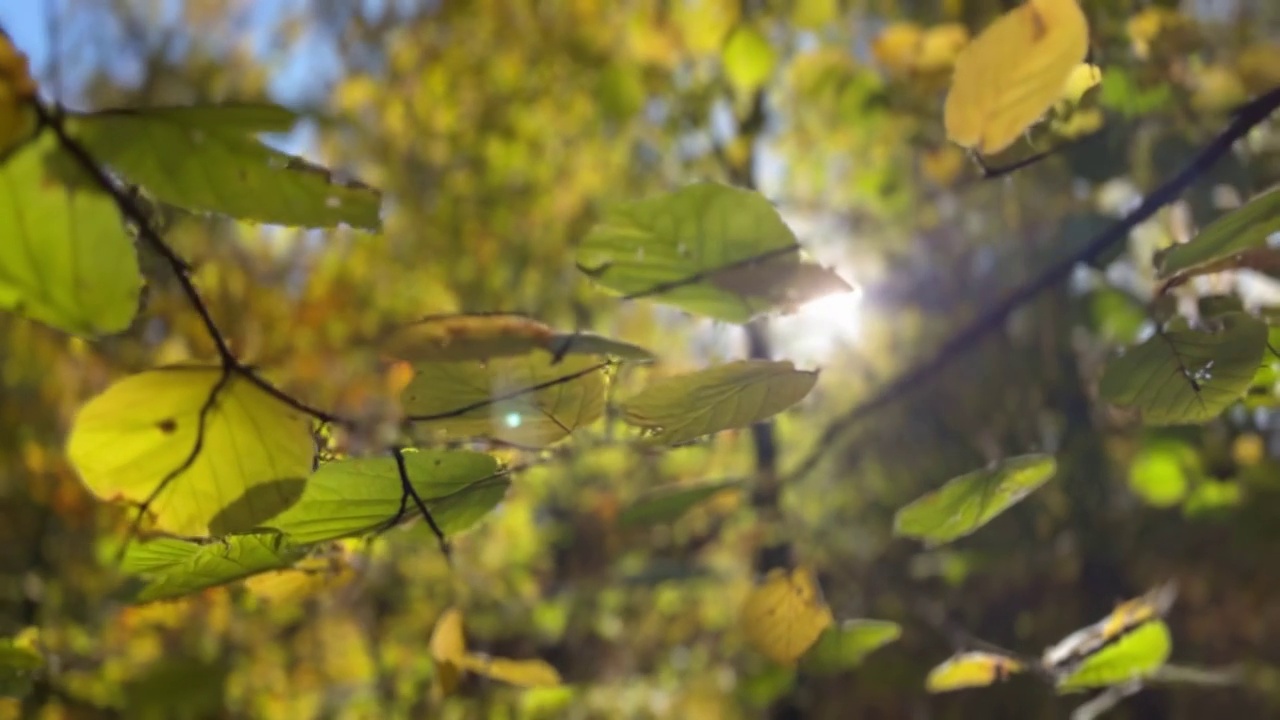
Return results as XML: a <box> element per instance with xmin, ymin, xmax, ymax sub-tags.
<box><xmin>944</xmin><ymin>0</ymin><xmax>1090</xmax><ymax>155</ymax></box>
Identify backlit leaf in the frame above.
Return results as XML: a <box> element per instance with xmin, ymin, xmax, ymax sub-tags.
<box><xmin>120</xmin><ymin>533</ymin><xmax>306</xmax><ymax>603</ymax></box>
<box><xmin>1099</xmin><ymin>313</ymin><xmax>1267</xmax><ymax>426</ymax></box>
<box><xmin>265</xmin><ymin>450</ymin><xmax>507</xmax><ymax>544</ymax></box>
<box><xmin>944</xmin><ymin>0</ymin><xmax>1090</xmax><ymax>154</ymax></box>
<box><xmin>618</xmin><ymin>480</ymin><xmax>742</xmax><ymax>527</ymax></box>
<box><xmin>1043</xmin><ymin>582</ymin><xmax>1177</xmax><ymax>673</ymax></box>
<box><xmin>1055</xmin><ymin>621</ymin><xmax>1172</xmax><ymax>691</ymax></box>
<box><xmin>577</xmin><ymin>182</ymin><xmax>851</xmax><ymax>323</ymax></box>
<box><xmin>402</xmin><ymin>355</ymin><xmax>608</xmax><ymax>447</ymax></box>
<box><xmin>740</xmin><ymin>566</ymin><xmax>834</xmax><ymax>665</ymax></box>
<box><xmin>66</xmin><ymin>367</ymin><xmax>316</xmax><ymax>536</ymax></box>
<box><xmin>457</xmin><ymin>655</ymin><xmax>563</xmax><ymax>688</ymax></box>
<box><xmin>620</xmin><ymin>360</ymin><xmax>817</xmax><ymax>445</ymax></box>
<box><xmin>925</xmin><ymin>651</ymin><xmax>1025</xmax><ymax>692</ymax></box>
<box><xmin>722</xmin><ymin>25</ymin><xmax>778</xmax><ymax>94</ymax></box>
<box><xmin>0</xmin><ymin>132</ymin><xmax>142</xmax><ymax>336</ymax></box>
<box><xmin>380</xmin><ymin>313</ymin><xmax>654</xmax><ymax>363</ymax></box>
<box><xmin>70</xmin><ymin>104</ymin><xmax>381</xmax><ymax>229</ymax></box>
<box><xmin>802</xmin><ymin>619</ymin><xmax>902</xmax><ymax>673</ymax></box>
<box><xmin>893</xmin><ymin>454</ymin><xmax>1057</xmax><ymax>546</ymax></box>
<box><xmin>1155</xmin><ymin>187</ymin><xmax>1280</xmax><ymax>285</ymax></box>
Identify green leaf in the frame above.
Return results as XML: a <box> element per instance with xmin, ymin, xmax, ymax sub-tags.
<box><xmin>69</xmin><ymin>104</ymin><xmax>380</xmax><ymax>229</ymax></box>
<box><xmin>618</xmin><ymin>480</ymin><xmax>741</xmax><ymax>527</ymax></box>
<box><xmin>1099</xmin><ymin>313</ymin><xmax>1267</xmax><ymax>426</ymax></box>
<box><xmin>893</xmin><ymin>454</ymin><xmax>1058</xmax><ymax>546</ymax></box>
<box><xmin>577</xmin><ymin>182</ymin><xmax>851</xmax><ymax>323</ymax></box>
<box><xmin>402</xmin><ymin>354</ymin><xmax>608</xmax><ymax>447</ymax></box>
<box><xmin>802</xmin><ymin>620</ymin><xmax>902</xmax><ymax>674</ymax></box>
<box><xmin>546</xmin><ymin>333</ymin><xmax>657</xmax><ymax>363</ymax></box>
<box><xmin>121</xmin><ymin>532</ymin><xmax>307</xmax><ymax>603</ymax></box>
<box><xmin>1056</xmin><ymin>620</ymin><xmax>1172</xmax><ymax>692</ymax></box>
<box><xmin>722</xmin><ymin>25</ymin><xmax>778</xmax><ymax>93</ymax></box>
<box><xmin>0</xmin><ymin>132</ymin><xmax>142</xmax><ymax>336</ymax></box>
<box><xmin>1155</xmin><ymin>187</ymin><xmax>1280</xmax><ymax>284</ymax></box>
<box><xmin>0</xmin><ymin>640</ymin><xmax>42</xmax><ymax>698</ymax></box>
<box><xmin>379</xmin><ymin>313</ymin><xmax>654</xmax><ymax>363</ymax></box>
<box><xmin>265</xmin><ymin>450</ymin><xmax>508</xmax><ymax>544</ymax></box>
<box><xmin>620</xmin><ymin>360</ymin><xmax>817</xmax><ymax>445</ymax></box>
<box><xmin>1128</xmin><ymin>440</ymin><xmax>1196</xmax><ymax>508</ymax></box>
<box><xmin>66</xmin><ymin>367</ymin><xmax>316</xmax><ymax>537</ymax></box>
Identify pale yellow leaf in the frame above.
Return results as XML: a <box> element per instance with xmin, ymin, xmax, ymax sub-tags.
<box><xmin>740</xmin><ymin>566</ymin><xmax>834</xmax><ymax>664</ymax></box>
<box><xmin>458</xmin><ymin>655</ymin><xmax>563</xmax><ymax>688</ymax></box>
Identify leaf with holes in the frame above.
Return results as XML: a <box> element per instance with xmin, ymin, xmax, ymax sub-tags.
<box><xmin>893</xmin><ymin>454</ymin><xmax>1057</xmax><ymax>546</ymax></box>
<box><xmin>380</xmin><ymin>313</ymin><xmax>655</xmax><ymax>363</ymax></box>
<box><xmin>577</xmin><ymin>182</ymin><xmax>851</xmax><ymax>323</ymax></box>
<box><xmin>1055</xmin><ymin>620</ymin><xmax>1172</xmax><ymax>692</ymax></box>
<box><xmin>621</xmin><ymin>360</ymin><xmax>817</xmax><ymax>445</ymax></box>
<box><xmin>944</xmin><ymin>0</ymin><xmax>1090</xmax><ymax>154</ymax></box>
<box><xmin>401</xmin><ymin>355</ymin><xmax>608</xmax><ymax>447</ymax></box>
<box><xmin>618</xmin><ymin>480</ymin><xmax>741</xmax><ymax>527</ymax></box>
<box><xmin>265</xmin><ymin>450</ymin><xmax>507</xmax><ymax>544</ymax></box>
<box><xmin>66</xmin><ymin>367</ymin><xmax>316</xmax><ymax>536</ymax></box>
<box><xmin>120</xmin><ymin>532</ymin><xmax>306</xmax><ymax>603</ymax></box>
<box><xmin>925</xmin><ymin>651</ymin><xmax>1025</xmax><ymax>693</ymax></box>
<box><xmin>1155</xmin><ymin>187</ymin><xmax>1280</xmax><ymax>286</ymax></box>
<box><xmin>69</xmin><ymin>104</ymin><xmax>380</xmax><ymax>229</ymax></box>
<box><xmin>1099</xmin><ymin>313</ymin><xmax>1267</xmax><ymax>425</ymax></box>
<box><xmin>802</xmin><ymin>619</ymin><xmax>902</xmax><ymax>673</ymax></box>
<box><xmin>740</xmin><ymin>566</ymin><xmax>834</xmax><ymax>665</ymax></box>
<box><xmin>0</xmin><ymin>132</ymin><xmax>142</xmax><ymax>336</ymax></box>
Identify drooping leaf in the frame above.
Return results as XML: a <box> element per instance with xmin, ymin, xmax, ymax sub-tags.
<box><xmin>925</xmin><ymin>651</ymin><xmax>1025</xmax><ymax>693</ymax></box>
<box><xmin>893</xmin><ymin>454</ymin><xmax>1057</xmax><ymax>546</ymax></box>
<box><xmin>0</xmin><ymin>639</ymin><xmax>41</xmax><ymax>698</ymax></box>
<box><xmin>120</xmin><ymin>533</ymin><xmax>306</xmax><ymax>603</ymax></box>
<box><xmin>1155</xmin><ymin>187</ymin><xmax>1280</xmax><ymax>285</ymax></box>
<box><xmin>1043</xmin><ymin>582</ymin><xmax>1177</xmax><ymax>673</ymax></box>
<box><xmin>0</xmin><ymin>132</ymin><xmax>142</xmax><ymax>336</ymax></box>
<box><xmin>577</xmin><ymin>182</ymin><xmax>851</xmax><ymax>323</ymax></box>
<box><xmin>265</xmin><ymin>450</ymin><xmax>507</xmax><ymax>544</ymax></box>
<box><xmin>430</xmin><ymin>608</ymin><xmax>467</xmax><ymax>700</ymax></box>
<box><xmin>380</xmin><ymin>313</ymin><xmax>654</xmax><ymax>363</ymax></box>
<box><xmin>456</xmin><ymin>656</ymin><xmax>564</xmax><ymax>688</ymax></box>
<box><xmin>1055</xmin><ymin>621</ymin><xmax>1173</xmax><ymax>692</ymax></box>
<box><xmin>802</xmin><ymin>620</ymin><xmax>902</xmax><ymax>674</ymax></box>
<box><xmin>401</xmin><ymin>355</ymin><xmax>608</xmax><ymax>447</ymax></box>
<box><xmin>620</xmin><ymin>360</ymin><xmax>817</xmax><ymax>445</ymax></box>
<box><xmin>66</xmin><ymin>367</ymin><xmax>316</xmax><ymax>536</ymax></box>
<box><xmin>1098</xmin><ymin>313</ymin><xmax>1267</xmax><ymax>426</ymax></box>
<box><xmin>944</xmin><ymin>0</ymin><xmax>1090</xmax><ymax>154</ymax></box>
<box><xmin>740</xmin><ymin>566</ymin><xmax>834</xmax><ymax>665</ymax></box>
<box><xmin>618</xmin><ymin>480</ymin><xmax>742</xmax><ymax>527</ymax></box>
<box><xmin>69</xmin><ymin>104</ymin><xmax>381</xmax><ymax>229</ymax></box>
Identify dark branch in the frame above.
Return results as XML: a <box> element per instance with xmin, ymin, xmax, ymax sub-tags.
<box><xmin>402</xmin><ymin>360</ymin><xmax>610</xmax><ymax>423</ymax></box>
<box><xmin>789</xmin><ymin>84</ymin><xmax>1280</xmax><ymax>482</ymax></box>
<box><xmin>391</xmin><ymin>447</ymin><xmax>451</xmax><ymax>562</ymax></box>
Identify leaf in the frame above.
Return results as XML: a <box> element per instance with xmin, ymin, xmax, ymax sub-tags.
<box><xmin>1098</xmin><ymin>313</ymin><xmax>1267</xmax><ymax>426</ymax></box>
<box><xmin>66</xmin><ymin>367</ymin><xmax>316</xmax><ymax>536</ymax></box>
<box><xmin>1155</xmin><ymin>187</ymin><xmax>1280</xmax><ymax>285</ymax></box>
<box><xmin>740</xmin><ymin>566</ymin><xmax>834</xmax><ymax>665</ymax></box>
<box><xmin>241</xmin><ymin>553</ymin><xmax>355</xmax><ymax>603</ymax></box>
<box><xmin>380</xmin><ymin>313</ymin><xmax>654</xmax><ymax>363</ymax></box>
<box><xmin>120</xmin><ymin>533</ymin><xmax>306</xmax><ymax>603</ymax></box>
<box><xmin>925</xmin><ymin>651</ymin><xmax>1025</xmax><ymax>693</ymax></box>
<box><xmin>1055</xmin><ymin>621</ymin><xmax>1173</xmax><ymax>691</ymax></box>
<box><xmin>577</xmin><ymin>182</ymin><xmax>851</xmax><ymax>323</ymax></box>
<box><xmin>802</xmin><ymin>620</ymin><xmax>902</xmax><ymax>674</ymax></box>
<box><xmin>0</xmin><ymin>639</ymin><xmax>41</xmax><ymax>698</ymax></box>
<box><xmin>618</xmin><ymin>480</ymin><xmax>742</xmax><ymax>527</ymax></box>
<box><xmin>402</xmin><ymin>355</ymin><xmax>608</xmax><ymax>447</ymax></box>
<box><xmin>722</xmin><ymin>25</ymin><xmax>778</xmax><ymax>94</ymax></box>
<box><xmin>69</xmin><ymin>104</ymin><xmax>380</xmax><ymax>229</ymax></box>
<box><xmin>944</xmin><ymin>0</ymin><xmax>1090</xmax><ymax>154</ymax></box>
<box><xmin>265</xmin><ymin>450</ymin><xmax>507</xmax><ymax>544</ymax></box>
<box><xmin>0</xmin><ymin>33</ymin><xmax>37</xmax><ymax>156</ymax></box>
<box><xmin>457</xmin><ymin>655</ymin><xmax>564</xmax><ymax>688</ymax></box>
<box><xmin>1043</xmin><ymin>582</ymin><xmax>1177</xmax><ymax>673</ymax></box>
<box><xmin>0</xmin><ymin>132</ymin><xmax>142</xmax><ymax>336</ymax></box>
<box><xmin>893</xmin><ymin>454</ymin><xmax>1058</xmax><ymax>546</ymax></box>
<box><xmin>430</xmin><ymin>608</ymin><xmax>467</xmax><ymax>699</ymax></box>
<box><xmin>620</xmin><ymin>360</ymin><xmax>817</xmax><ymax>445</ymax></box>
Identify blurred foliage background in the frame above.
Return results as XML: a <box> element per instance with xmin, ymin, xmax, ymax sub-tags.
<box><xmin>3</xmin><ymin>0</ymin><xmax>1280</xmax><ymax>718</ymax></box>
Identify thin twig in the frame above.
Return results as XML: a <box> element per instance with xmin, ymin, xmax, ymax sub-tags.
<box><xmin>391</xmin><ymin>447</ymin><xmax>452</xmax><ymax>563</ymax></box>
<box><xmin>577</xmin><ymin>243</ymin><xmax>802</xmax><ymax>302</ymax></box>
<box><xmin>402</xmin><ymin>361</ymin><xmax>610</xmax><ymax>423</ymax></box>
<box><xmin>789</xmin><ymin>84</ymin><xmax>1280</xmax><ymax>482</ymax></box>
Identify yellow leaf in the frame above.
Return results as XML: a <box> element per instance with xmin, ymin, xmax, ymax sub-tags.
<box><xmin>872</xmin><ymin>23</ymin><xmax>924</xmax><ymax>76</ymax></box>
<box><xmin>457</xmin><ymin>655</ymin><xmax>563</xmax><ymax>688</ymax></box>
<box><xmin>722</xmin><ymin>25</ymin><xmax>778</xmax><ymax>94</ymax></box>
<box><xmin>1238</xmin><ymin>44</ymin><xmax>1280</xmax><ymax>93</ymax></box>
<box><xmin>1060</xmin><ymin>63</ymin><xmax>1102</xmax><ymax>105</ymax></box>
<box><xmin>66</xmin><ymin>368</ymin><xmax>315</xmax><ymax>536</ymax></box>
<box><xmin>430</xmin><ymin>608</ymin><xmax>467</xmax><ymax>699</ymax></box>
<box><xmin>1051</xmin><ymin>107</ymin><xmax>1103</xmax><ymax>139</ymax></box>
<box><xmin>740</xmin><ymin>566</ymin><xmax>834</xmax><ymax>664</ymax></box>
<box><xmin>917</xmin><ymin>23</ymin><xmax>970</xmax><ymax>73</ymax></box>
<box><xmin>944</xmin><ymin>0</ymin><xmax>1090</xmax><ymax>155</ymax></box>
<box><xmin>1126</xmin><ymin>7</ymin><xmax>1191</xmax><ymax>60</ymax></box>
<box><xmin>926</xmin><ymin>651</ymin><xmax>1024</xmax><ymax>692</ymax></box>
<box><xmin>0</xmin><ymin>31</ymin><xmax>37</xmax><ymax>156</ymax></box>
<box><xmin>673</xmin><ymin>0</ymin><xmax>738</xmax><ymax>55</ymax></box>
